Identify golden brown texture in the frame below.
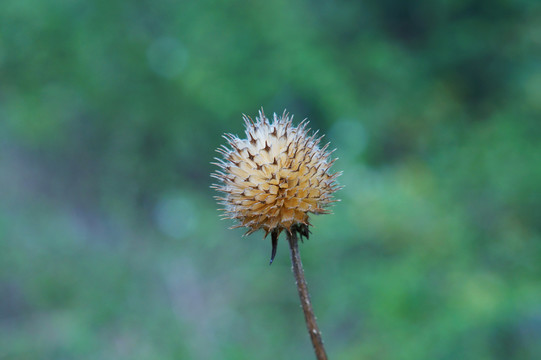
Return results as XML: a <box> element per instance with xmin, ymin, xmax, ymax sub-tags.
<box><xmin>212</xmin><ymin>109</ymin><xmax>341</xmax><ymax>237</ymax></box>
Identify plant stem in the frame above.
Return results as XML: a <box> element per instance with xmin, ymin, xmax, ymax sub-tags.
<box><xmin>287</xmin><ymin>230</ymin><xmax>328</xmax><ymax>360</ymax></box>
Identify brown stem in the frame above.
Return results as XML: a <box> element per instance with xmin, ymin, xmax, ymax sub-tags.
<box><xmin>287</xmin><ymin>230</ymin><xmax>328</xmax><ymax>360</ymax></box>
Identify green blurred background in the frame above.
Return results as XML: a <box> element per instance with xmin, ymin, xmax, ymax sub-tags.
<box><xmin>1</xmin><ymin>0</ymin><xmax>540</xmax><ymax>359</ymax></box>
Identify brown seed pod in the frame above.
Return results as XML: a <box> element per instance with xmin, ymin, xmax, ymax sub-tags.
<box><xmin>211</xmin><ymin>109</ymin><xmax>341</xmax><ymax>260</ymax></box>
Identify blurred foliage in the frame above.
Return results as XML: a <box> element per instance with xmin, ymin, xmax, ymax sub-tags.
<box><xmin>1</xmin><ymin>0</ymin><xmax>541</xmax><ymax>359</ymax></box>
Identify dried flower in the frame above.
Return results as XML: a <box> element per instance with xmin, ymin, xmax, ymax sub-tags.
<box><xmin>212</xmin><ymin>109</ymin><xmax>341</xmax><ymax>262</ymax></box>
<box><xmin>212</xmin><ymin>109</ymin><xmax>339</xmax><ymax>358</ymax></box>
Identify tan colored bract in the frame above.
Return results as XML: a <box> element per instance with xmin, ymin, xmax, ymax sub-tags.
<box><xmin>212</xmin><ymin>109</ymin><xmax>341</xmax><ymax>238</ymax></box>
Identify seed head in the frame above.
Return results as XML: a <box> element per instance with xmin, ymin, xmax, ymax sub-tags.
<box><xmin>212</xmin><ymin>109</ymin><xmax>341</xmax><ymax>244</ymax></box>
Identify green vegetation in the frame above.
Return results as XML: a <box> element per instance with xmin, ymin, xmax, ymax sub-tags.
<box><xmin>1</xmin><ymin>0</ymin><xmax>540</xmax><ymax>359</ymax></box>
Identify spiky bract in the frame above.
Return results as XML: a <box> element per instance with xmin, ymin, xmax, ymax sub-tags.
<box><xmin>212</xmin><ymin>109</ymin><xmax>341</xmax><ymax>238</ymax></box>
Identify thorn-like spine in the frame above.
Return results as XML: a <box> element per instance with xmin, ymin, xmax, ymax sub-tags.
<box><xmin>211</xmin><ymin>108</ymin><xmax>341</xmax><ymax>265</ymax></box>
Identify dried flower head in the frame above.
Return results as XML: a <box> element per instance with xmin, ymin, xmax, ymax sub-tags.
<box><xmin>212</xmin><ymin>109</ymin><xmax>341</xmax><ymax>262</ymax></box>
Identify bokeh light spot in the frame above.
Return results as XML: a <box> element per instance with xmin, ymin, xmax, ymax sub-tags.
<box><xmin>146</xmin><ymin>37</ymin><xmax>188</xmax><ymax>79</ymax></box>
<box><xmin>153</xmin><ymin>192</ymin><xmax>198</xmax><ymax>239</ymax></box>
